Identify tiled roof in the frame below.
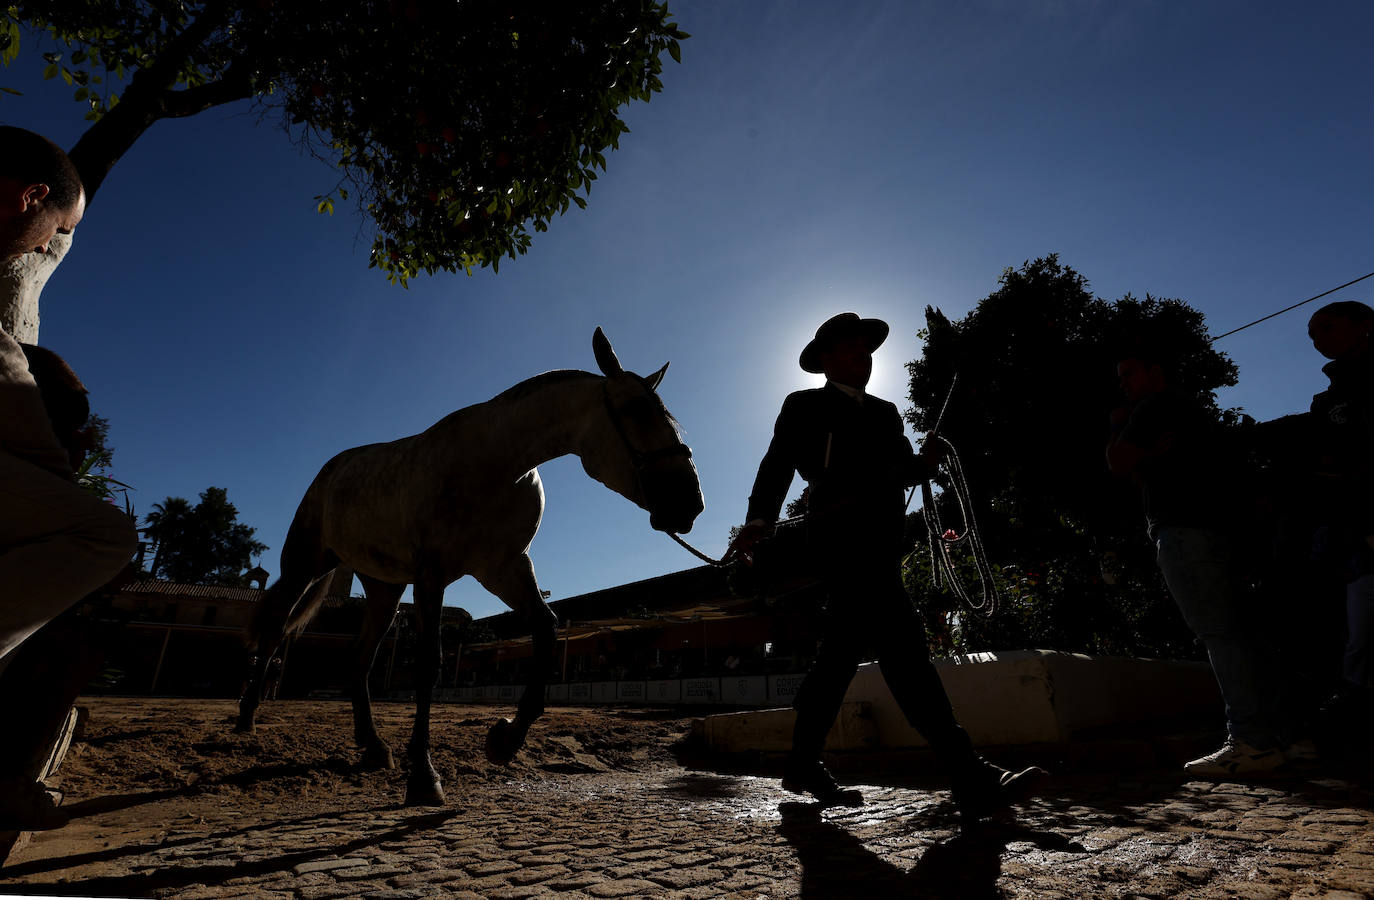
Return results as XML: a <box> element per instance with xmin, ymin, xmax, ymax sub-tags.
<box><xmin>119</xmin><ymin>578</ymin><xmax>361</xmax><ymax>607</ymax></box>
<box><xmin>121</xmin><ymin>580</ymin><xmax>265</xmax><ymax>603</ymax></box>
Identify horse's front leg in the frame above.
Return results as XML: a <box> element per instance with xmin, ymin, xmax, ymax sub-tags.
<box><xmin>478</xmin><ymin>556</ymin><xmax>557</xmax><ymax>765</ymax></box>
<box><xmin>404</xmin><ymin>571</ymin><xmax>445</xmax><ymax>807</ymax></box>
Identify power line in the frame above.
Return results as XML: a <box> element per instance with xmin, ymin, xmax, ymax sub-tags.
<box><xmin>1209</xmin><ymin>270</ymin><xmax>1374</xmax><ymax>343</ymax></box>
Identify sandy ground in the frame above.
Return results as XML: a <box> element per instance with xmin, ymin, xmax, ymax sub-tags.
<box><xmin>7</xmin><ymin>696</ymin><xmax>696</xmax><ymax>872</ymax></box>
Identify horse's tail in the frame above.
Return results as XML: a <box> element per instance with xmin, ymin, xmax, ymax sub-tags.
<box><xmin>283</xmin><ymin>569</ymin><xmax>338</xmax><ymax>637</ymax></box>
<box><xmin>244</xmin><ymin>568</ymin><xmax>337</xmax><ymax>649</ymax></box>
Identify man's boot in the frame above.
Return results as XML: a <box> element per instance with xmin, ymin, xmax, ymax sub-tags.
<box><xmin>950</xmin><ymin>756</ymin><xmax>1048</xmax><ymax>820</ymax></box>
<box><xmin>0</xmin><ymin>777</ymin><xmax>68</xmax><ymax>832</ymax></box>
<box><xmin>781</xmin><ymin>758</ymin><xmax>865</xmax><ymax>808</ymax></box>
<box><xmin>780</xmin><ymin>708</ymin><xmax>864</xmax><ymax>807</ymax></box>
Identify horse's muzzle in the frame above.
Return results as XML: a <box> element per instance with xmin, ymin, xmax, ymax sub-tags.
<box><xmin>648</xmin><ymin>490</ymin><xmax>703</xmax><ymax>535</ymax></box>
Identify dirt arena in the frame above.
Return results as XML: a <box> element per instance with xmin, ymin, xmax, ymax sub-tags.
<box><xmin>5</xmin><ymin>697</ymin><xmax>697</xmax><ymax>875</ymax></box>
<box><xmin>5</xmin><ymin>697</ymin><xmax>1374</xmax><ymax>899</ymax></box>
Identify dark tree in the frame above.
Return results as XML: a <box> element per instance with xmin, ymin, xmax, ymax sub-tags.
<box><xmin>143</xmin><ymin>486</ymin><xmax>267</xmax><ymax>586</ymax></box>
<box><xmin>0</xmin><ymin>1</ymin><xmax>688</xmax><ymax>334</ymax></box>
<box><xmin>905</xmin><ymin>255</ymin><xmax>1239</xmax><ymax>658</ymax></box>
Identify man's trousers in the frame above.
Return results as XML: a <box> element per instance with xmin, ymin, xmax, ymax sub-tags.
<box><xmin>0</xmin><ymin>450</ymin><xmax>137</xmax><ymax>662</ymax></box>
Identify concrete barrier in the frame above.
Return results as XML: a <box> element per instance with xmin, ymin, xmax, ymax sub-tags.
<box><xmin>702</xmin><ymin>702</ymin><xmax>876</xmax><ymax>753</ymax></box>
<box><xmin>701</xmin><ymin>650</ymin><xmax>1221</xmax><ymax>753</ymax></box>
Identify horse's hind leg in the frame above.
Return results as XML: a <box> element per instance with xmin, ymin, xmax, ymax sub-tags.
<box><xmin>352</xmin><ymin>574</ymin><xmax>405</xmax><ymax>770</ymax></box>
<box><xmin>236</xmin><ymin>573</ymin><xmax>314</xmax><ymax>734</ymax></box>
<box><xmin>476</xmin><ymin>555</ymin><xmax>557</xmax><ymax>765</ymax></box>
<box><xmin>403</xmin><ymin>566</ymin><xmax>447</xmax><ymax>806</ymax></box>
<box><xmin>236</xmin><ymin>510</ymin><xmax>337</xmax><ymax>734</ymax></box>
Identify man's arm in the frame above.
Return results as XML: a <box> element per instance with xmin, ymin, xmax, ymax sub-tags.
<box><xmin>881</xmin><ymin>398</ymin><xmax>940</xmax><ymax>486</ymax></box>
<box><xmin>0</xmin><ymin>330</ymin><xmax>75</xmax><ymax>479</ymax></box>
<box><xmin>744</xmin><ymin>395</ymin><xmax>802</xmax><ymax>525</ymax></box>
<box><xmin>727</xmin><ymin>396</ymin><xmax>803</xmax><ymax>565</ymax></box>
<box><xmin>1106</xmin><ymin>396</ymin><xmax>1173</xmax><ymax>477</ymax></box>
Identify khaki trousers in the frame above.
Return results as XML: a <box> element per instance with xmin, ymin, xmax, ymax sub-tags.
<box><xmin>0</xmin><ymin>450</ymin><xmax>137</xmax><ymax>660</ymax></box>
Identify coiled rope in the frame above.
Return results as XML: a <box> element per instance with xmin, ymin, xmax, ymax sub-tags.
<box><xmin>911</xmin><ymin>434</ymin><xmax>999</xmax><ymax>617</ymax></box>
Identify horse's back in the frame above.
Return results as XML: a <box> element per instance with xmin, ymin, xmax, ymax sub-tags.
<box><xmin>299</xmin><ymin>430</ymin><xmax>544</xmax><ymax>585</ymax></box>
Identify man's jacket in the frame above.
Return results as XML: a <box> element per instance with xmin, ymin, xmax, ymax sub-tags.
<box><xmin>746</xmin><ymin>384</ymin><xmax>929</xmax><ymax>549</ymax></box>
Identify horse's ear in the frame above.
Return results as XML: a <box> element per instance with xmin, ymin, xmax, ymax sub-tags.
<box><xmin>592</xmin><ymin>327</ymin><xmax>624</xmax><ymax>377</ymax></box>
<box><xmin>645</xmin><ymin>362</ymin><xmax>669</xmax><ymax>391</ymax></box>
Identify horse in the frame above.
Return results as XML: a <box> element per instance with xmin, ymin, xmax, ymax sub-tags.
<box><xmin>235</xmin><ymin>328</ymin><xmax>703</xmax><ymax>806</ymax></box>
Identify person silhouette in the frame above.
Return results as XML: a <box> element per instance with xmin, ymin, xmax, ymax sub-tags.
<box><xmin>727</xmin><ymin>312</ymin><xmax>1046</xmax><ymax>819</ymax></box>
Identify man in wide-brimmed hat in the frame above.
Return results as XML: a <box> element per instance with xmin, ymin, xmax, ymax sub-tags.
<box><xmin>727</xmin><ymin>312</ymin><xmax>1045</xmax><ymax>820</ymax></box>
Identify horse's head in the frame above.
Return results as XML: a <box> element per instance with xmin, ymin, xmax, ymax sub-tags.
<box><xmin>586</xmin><ymin>327</ymin><xmax>704</xmax><ymax>534</ymax></box>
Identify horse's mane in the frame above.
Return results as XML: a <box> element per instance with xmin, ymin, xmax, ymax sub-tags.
<box><xmin>489</xmin><ymin>369</ymin><xmax>600</xmax><ymax>405</ymax></box>
<box><xmin>481</xmin><ymin>368</ymin><xmax>684</xmax><ymax>439</ymax></box>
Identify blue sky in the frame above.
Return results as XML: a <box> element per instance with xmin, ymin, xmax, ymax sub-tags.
<box><xmin>4</xmin><ymin>1</ymin><xmax>1372</xmax><ymax>619</ymax></box>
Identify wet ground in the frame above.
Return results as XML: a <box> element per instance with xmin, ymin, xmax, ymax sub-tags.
<box><xmin>0</xmin><ymin>697</ymin><xmax>1371</xmax><ymax>898</ymax></box>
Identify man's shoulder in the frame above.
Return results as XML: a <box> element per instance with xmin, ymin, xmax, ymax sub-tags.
<box><xmin>868</xmin><ymin>393</ymin><xmax>900</xmax><ymax>414</ymax></box>
<box><xmin>780</xmin><ymin>387</ymin><xmax>830</xmax><ymax>409</ymax></box>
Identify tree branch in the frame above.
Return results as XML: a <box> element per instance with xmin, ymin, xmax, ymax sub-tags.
<box><xmin>67</xmin><ymin>3</ymin><xmax>242</xmax><ymax>204</ymax></box>
<box><xmin>158</xmin><ymin>67</ymin><xmax>254</xmax><ymax>119</ymax></box>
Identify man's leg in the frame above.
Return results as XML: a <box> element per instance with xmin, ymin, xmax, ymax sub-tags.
<box><xmin>1344</xmin><ymin>573</ymin><xmax>1374</xmax><ymax>689</ymax></box>
<box><xmin>781</xmin><ymin>575</ymin><xmax>865</xmax><ymax>806</ymax></box>
<box><xmin>868</xmin><ymin>571</ymin><xmax>1046</xmax><ymax>818</ymax></box>
<box><xmin>0</xmin><ymin>452</ymin><xmax>135</xmax><ymax>831</ymax></box>
<box><xmin>0</xmin><ymin>451</ymin><xmax>137</xmax><ymax>661</ymax></box>
<box><xmin>1155</xmin><ymin>525</ymin><xmax>1287</xmax><ymax>775</ymax></box>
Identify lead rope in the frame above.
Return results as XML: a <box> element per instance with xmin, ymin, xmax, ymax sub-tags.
<box><xmin>667</xmin><ymin>530</ymin><xmax>726</xmax><ymax>567</ymax></box>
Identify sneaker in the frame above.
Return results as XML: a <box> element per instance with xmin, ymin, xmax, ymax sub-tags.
<box><xmin>0</xmin><ymin>778</ymin><xmax>69</xmax><ymax>832</ymax></box>
<box><xmin>951</xmin><ymin>758</ymin><xmax>1049</xmax><ymax>820</ymax></box>
<box><xmin>1282</xmin><ymin>739</ymin><xmax>1320</xmax><ymax>763</ymax></box>
<box><xmin>780</xmin><ymin>761</ymin><xmax>864</xmax><ymax>808</ymax></box>
<box><xmin>1183</xmin><ymin>738</ymin><xmax>1286</xmax><ymax>778</ymax></box>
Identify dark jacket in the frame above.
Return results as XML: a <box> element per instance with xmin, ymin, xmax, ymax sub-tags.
<box><xmin>1310</xmin><ymin>350</ymin><xmax>1374</xmax><ymax>536</ymax></box>
<box><xmin>746</xmin><ymin>384</ymin><xmax>929</xmax><ymax>552</ymax></box>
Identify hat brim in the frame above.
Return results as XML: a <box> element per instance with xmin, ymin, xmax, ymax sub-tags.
<box><xmin>799</xmin><ymin>316</ymin><xmax>889</xmax><ymax>373</ymax></box>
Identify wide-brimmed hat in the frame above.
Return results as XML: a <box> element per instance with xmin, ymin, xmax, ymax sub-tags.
<box><xmin>799</xmin><ymin>312</ymin><xmax>889</xmax><ymax>373</ymax></box>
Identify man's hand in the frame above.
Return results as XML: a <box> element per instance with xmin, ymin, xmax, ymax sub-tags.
<box><xmin>724</xmin><ymin>522</ymin><xmax>770</xmax><ymax>567</ymax></box>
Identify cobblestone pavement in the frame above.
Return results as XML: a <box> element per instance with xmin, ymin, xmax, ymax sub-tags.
<box><xmin>2</xmin><ymin>760</ymin><xmax>1372</xmax><ymax>899</ymax></box>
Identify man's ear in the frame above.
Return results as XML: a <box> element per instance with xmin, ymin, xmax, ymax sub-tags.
<box><xmin>20</xmin><ymin>183</ymin><xmax>50</xmax><ymax>211</ymax></box>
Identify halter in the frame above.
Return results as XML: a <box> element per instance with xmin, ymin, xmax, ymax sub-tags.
<box><xmin>601</xmin><ymin>380</ymin><xmax>693</xmax><ymax>483</ymax></box>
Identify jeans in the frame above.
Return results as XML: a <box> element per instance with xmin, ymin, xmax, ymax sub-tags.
<box><xmin>1154</xmin><ymin>525</ymin><xmax>1283</xmax><ymax>749</ymax></box>
<box><xmin>1346</xmin><ymin>574</ymin><xmax>1374</xmax><ymax>687</ymax></box>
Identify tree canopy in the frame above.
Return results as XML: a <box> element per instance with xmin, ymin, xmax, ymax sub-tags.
<box><xmin>143</xmin><ymin>486</ymin><xmax>267</xmax><ymax>586</ymax></box>
<box><xmin>904</xmin><ymin>255</ymin><xmax>1240</xmax><ymax>658</ymax></box>
<box><xmin>4</xmin><ymin>0</ymin><xmax>686</xmax><ymax>283</ymax></box>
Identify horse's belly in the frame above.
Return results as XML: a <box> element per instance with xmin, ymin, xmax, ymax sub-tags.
<box><xmin>318</xmin><ymin>459</ymin><xmax>542</xmax><ymax>584</ymax></box>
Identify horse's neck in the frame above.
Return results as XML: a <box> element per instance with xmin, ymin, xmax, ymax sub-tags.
<box><xmin>441</xmin><ymin>372</ymin><xmax>603</xmax><ymax>475</ymax></box>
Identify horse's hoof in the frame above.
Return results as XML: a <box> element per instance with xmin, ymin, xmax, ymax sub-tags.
<box><xmin>361</xmin><ymin>745</ymin><xmax>395</xmax><ymax>770</ymax></box>
<box><xmin>404</xmin><ymin>780</ymin><xmax>445</xmax><ymax>807</ymax></box>
<box><xmin>484</xmin><ymin>717</ymin><xmax>520</xmax><ymax>765</ymax></box>
<box><xmin>233</xmin><ymin>719</ymin><xmax>255</xmax><ymax>735</ymax></box>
